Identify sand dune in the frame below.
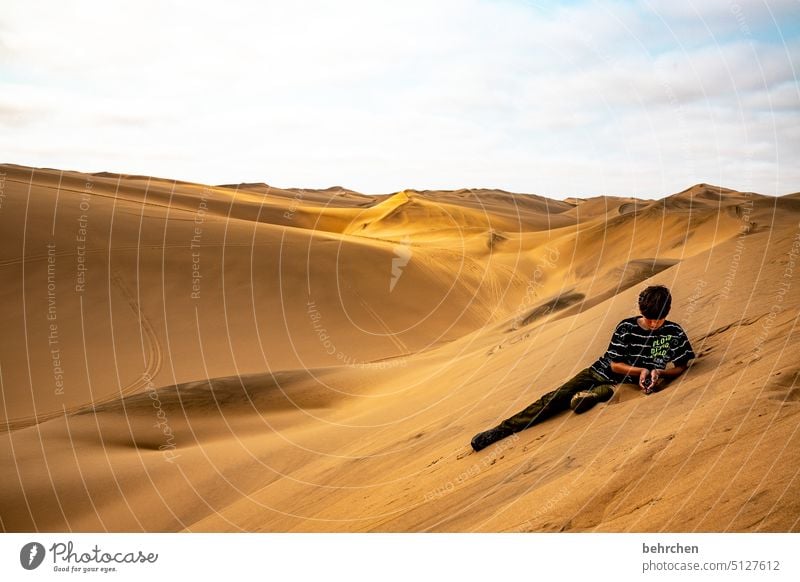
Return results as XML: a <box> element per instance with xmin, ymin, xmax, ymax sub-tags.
<box><xmin>1</xmin><ymin>163</ymin><xmax>798</xmax><ymax>532</ymax></box>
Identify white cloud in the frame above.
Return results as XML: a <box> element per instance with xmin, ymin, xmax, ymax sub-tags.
<box><xmin>0</xmin><ymin>0</ymin><xmax>797</xmax><ymax>197</ymax></box>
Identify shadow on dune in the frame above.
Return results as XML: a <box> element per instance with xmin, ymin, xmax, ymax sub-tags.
<box><xmin>516</xmin><ymin>292</ymin><xmax>586</xmax><ymax>328</ymax></box>
<box><xmin>77</xmin><ymin>368</ymin><xmax>339</xmax><ymax>417</ymax></box>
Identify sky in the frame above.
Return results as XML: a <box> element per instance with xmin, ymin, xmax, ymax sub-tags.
<box><xmin>0</xmin><ymin>0</ymin><xmax>798</xmax><ymax>198</ymax></box>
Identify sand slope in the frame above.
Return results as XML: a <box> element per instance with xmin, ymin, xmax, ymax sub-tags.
<box><xmin>0</xmin><ymin>164</ymin><xmax>798</xmax><ymax>532</ymax></box>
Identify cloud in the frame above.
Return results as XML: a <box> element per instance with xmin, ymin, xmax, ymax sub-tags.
<box><xmin>0</xmin><ymin>0</ymin><xmax>797</xmax><ymax>197</ymax></box>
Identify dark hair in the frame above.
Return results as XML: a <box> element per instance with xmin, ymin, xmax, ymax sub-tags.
<box><xmin>638</xmin><ymin>285</ymin><xmax>672</xmax><ymax>319</ymax></box>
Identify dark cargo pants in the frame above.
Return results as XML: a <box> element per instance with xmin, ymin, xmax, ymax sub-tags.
<box><xmin>498</xmin><ymin>367</ymin><xmax>615</xmax><ymax>433</ymax></box>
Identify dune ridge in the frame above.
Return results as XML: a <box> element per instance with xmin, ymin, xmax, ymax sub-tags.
<box><xmin>0</xmin><ymin>163</ymin><xmax>798</xmax><ymax>532</ymax></box>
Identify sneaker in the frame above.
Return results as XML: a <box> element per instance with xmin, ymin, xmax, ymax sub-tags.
<box><xmin>570</xmin><ymin>391</ymin><xmax>599</xmax><ymax>414</ymax></box>
<box><xmin>470</xmin><ymin>426</ymin><xmax>512</xmax><ymax>452</ymax></box>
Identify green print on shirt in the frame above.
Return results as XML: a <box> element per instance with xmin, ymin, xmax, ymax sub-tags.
<box><xmin>650</xmin><ymin>335</ymin><xmax>673</xmax><ymax>360</ymax></box>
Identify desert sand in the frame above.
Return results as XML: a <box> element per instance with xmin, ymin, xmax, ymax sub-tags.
<box><xmin>0</xmin><ymin>163</ymin><xmax>798</xmax><ymax>532</ymax></box>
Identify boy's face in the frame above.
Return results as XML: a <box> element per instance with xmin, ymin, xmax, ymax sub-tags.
<box><xmin>639</xmin><ymin>316</ymin><xmax>666</xmax><ymax>330</ymax></box>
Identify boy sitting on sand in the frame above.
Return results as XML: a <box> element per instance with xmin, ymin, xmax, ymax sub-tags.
<box><xmin>471</xmin><ymin>285</ymin><xmax>696</xmax><ymax>452</ymax></box>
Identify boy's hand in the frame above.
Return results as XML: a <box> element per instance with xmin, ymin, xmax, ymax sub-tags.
<box><xmin>651</xmin><ymin>368</ymin><xmax>661</xmax><ymax>385</ymax></box>
<box><xmin>639</xmin><ymin>369</ymin><xmax>660</xmax><ymax>394</ymax></box>
<box><xmin>638</xmin><ymin>369</ymin><xmax>650</xmax><ymax>390</ymax></box>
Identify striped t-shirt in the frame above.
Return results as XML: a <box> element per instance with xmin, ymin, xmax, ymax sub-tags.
<box><xmin>590</xmin><ymin>317</ymin><xmax>695</xmax><ymax>383</ymax></box>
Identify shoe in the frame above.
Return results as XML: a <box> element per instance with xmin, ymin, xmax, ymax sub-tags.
<box><xmin>470</xmin><ymin>426</ymin><xmax>512</xmax><ymax>452</ymax></box>
<box><xmin>570</xmin><ymin>391</ymin><xmax>599</xmax><ymax>414</ymax></box>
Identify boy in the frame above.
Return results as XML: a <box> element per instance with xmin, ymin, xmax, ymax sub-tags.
<box><xmin>471</xmin><ymin>285</ymin><xmax>695</xmax><ymax>452</ymax></box>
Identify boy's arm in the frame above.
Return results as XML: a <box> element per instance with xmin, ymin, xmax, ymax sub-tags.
<box><xmin>609</xmin><ymin>361</ymin><xmax>651</xmax><ymax>377</ymax></box>
<box><xmin>609</xmin><ymin>361</ymin><xmax>651</xmax><ymax>391</ymax></box>
<box><xmin>657</xmin><ymin>365</ymin><xmax>688</xmax><ymax>378</ymax></box>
